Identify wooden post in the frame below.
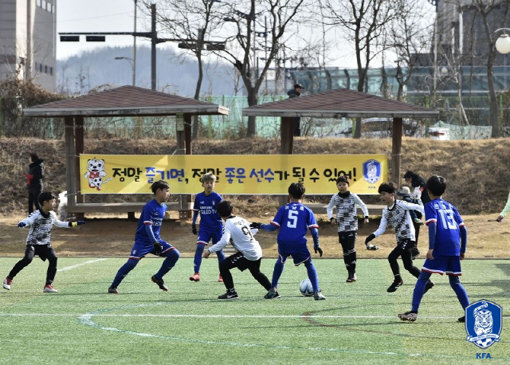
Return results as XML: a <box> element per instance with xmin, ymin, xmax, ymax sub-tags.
<box><xmin>74</xmin><ymin>116</ymin><xmax>85</xmax><ymax>219</ymax></box>
<box><xmin>64</xmin><ymin>117</ymin><xmax>76</xmax><ymax>210</ymax></box>
<box><xmin>280</xmin><ymin>117</ymin><xmax>294</xmax><ymax>154</ymax></box>
<box><xmin>392</xmin><ymin>117</ymin><xmax>403</xmax><ymax>185</ymax></box>
<box><xmin>279</xmin><ymin>117</ymin><xmax>294</xmax><ymax>205</ymax></box>
<box><xmin>176</xmin><ymin>114</ymin><xmax>192</xmax><ymax>222</ymax></box>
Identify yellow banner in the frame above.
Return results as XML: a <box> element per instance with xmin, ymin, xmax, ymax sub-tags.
<box><xmin>79</xmin><ymin>154</ymin><xmax>387</xmax><ymax>195</ymax></box>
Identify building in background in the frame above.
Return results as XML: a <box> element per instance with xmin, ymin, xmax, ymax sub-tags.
<box><xmin>0</xmin><ymin>0</ymin><xmax>56</xmax><ymax>91</ymax></box>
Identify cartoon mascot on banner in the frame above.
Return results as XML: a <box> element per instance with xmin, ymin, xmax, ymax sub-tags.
<box><xmin>84</xmin><ymin>158</ymin><xmax>111</xmax><ymax>191</ymax></box>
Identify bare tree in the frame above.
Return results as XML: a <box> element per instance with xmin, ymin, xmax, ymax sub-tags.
<box><xmin>217</xmin><ymin>0</ymin><xmax>306</xmax><ymax>137</ymax></box>
<box><xmin>468</xmin><ymin>0</ymin><xmax>509</xmax><ymax>137</ymax></box>
<box><xmin>149</xmin><ymin>0</ymin><xmax>227</xmax><ymax>138</ymax></box>
<box><xmin>386</xmin><ymin>0</ymin><xmax>432</xmax><ymax>102</ymax></box>
<box><xmin>321</xmin><ymin>0</ymin><xmax>397</xmax><ymax>138</ymax></box>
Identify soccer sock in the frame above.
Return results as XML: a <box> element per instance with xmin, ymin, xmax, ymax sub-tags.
<box><xmin>46</xmin><ymin>257</ymin><xmax>57</xmax><ymax>285</ymax></box>
<box><xmin>216</xmin><ymin>250</ymin><xmax>226</xmax><ymax>263</ymax></box>
<box><xmin>111</xmin><ymin>258</ymin><xmax>138</xmax><ymax>288</ymax></box>
<box><xmin>349</xmin><ymin>251</ymin><xmax>357</xmax><ymax>275</ymax></box>
<box><xmin>155</xmin><ymin>248</ymin><xmax>180</xmax><ymax>279</ymax></box>
<box><xmin>449</xmin><ymin>275</ymin><xmax>470</xmax><ymax>309</ymax></box>
<box><xmin>251</xmin><ymin>270</ymin><xmax>271</xmax><ymax>291</ymax></box>
<box><xmin>193</xmin><ymin>244</ymin><xmax>205</xmax><ymax>273</ymax></box>
<box><xmin>305</xmin><ymin>260</ymin><xmax>320</xmax><ymax>292</ymax></box>
<box><xmin>411</xmin><ymin>271</ymin><xmax>431</xmax><ymax>312</ymax></box>
<box><xmin>271</xmin><ymin>259</ymin><xmax>285</xmax><ymax>289</ymax></box>
<box><xmin>388</xmin><ymin>249</ymin><xmax>401</xmax><ymax>277</ymax></box>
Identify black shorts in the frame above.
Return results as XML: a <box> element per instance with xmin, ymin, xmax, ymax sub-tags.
<box><xmin>338</xmin><ymin>231</ymin><xmax>356</xmax><ymax>245</ymax></box>
<box><xmin>25</xmin><ymin>244</ymin><xmax>57</xmax><ymax>262</ymax></box>
<box><xmin>223</xmin><ymin>252</ymin><xmax>262</xmax><ymax>272</ymax></box>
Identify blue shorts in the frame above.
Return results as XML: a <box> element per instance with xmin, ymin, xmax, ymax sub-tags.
<box><xmin>197</xmin><ymin>230</ymin><xmax>222</xmax><ymax>246</ymax></box>
<box><xmin>422</xmin><ymin>255</ymin><xmax>462</xmax><ymax>276</ymax></box>
<box><xmin>129</xmin><ymin>240</ymin><xmax>175</xmax><ymax>260</ymax></box>
<box><xmin>277</xmin><ymin>245</ymin><xmax>311</xmax><ymax>266</ymax></box>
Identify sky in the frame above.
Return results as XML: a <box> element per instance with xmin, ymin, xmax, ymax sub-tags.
<box><xmin>57</xmin><ymin>1</ymin><xmax>435</xmax><ymax>68</ymax></box>
<box><xmin>57</xmin><ymin>0</ymin><xmax>145</xmax><ymax>60</ymax></box>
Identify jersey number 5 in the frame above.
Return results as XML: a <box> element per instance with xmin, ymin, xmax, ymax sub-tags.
<box><xmin>287</xmin><ymin>209</ymin><xmax>298</xmax><ymax>229</ymax></box>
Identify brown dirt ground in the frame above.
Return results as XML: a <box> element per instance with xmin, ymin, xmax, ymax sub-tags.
<box><xmin>0</xmin><ymin>212</ymin><xmax>508</xmax><ymax>259</ymax></box>
<box><xmin>0</xmin><ymin>136</ymin><xmax>508</xmax><ymax>258</ymax></box>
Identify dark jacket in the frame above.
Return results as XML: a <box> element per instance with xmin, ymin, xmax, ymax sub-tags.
<box><xmin>27</xmin><ymin>159</ymin><xmax>44</xmax><ymax>193</ymax></box>
<box><xmin>287</xmin><ymin>89</ymin><xmax>301</xmax><ymax>98</ymax></box>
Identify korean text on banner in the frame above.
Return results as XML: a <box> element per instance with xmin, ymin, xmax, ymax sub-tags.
<box><xmin>79</xmin><ymin>154</ymin><xmax>387</xmax><ymax>195</ymax></box>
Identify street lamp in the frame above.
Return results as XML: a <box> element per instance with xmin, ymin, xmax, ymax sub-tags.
<box><xmin>114</xmin><ymin>56</ymin><xmax>135</xmax><ymax>86</ymax></box>
<box><xmin>495</xmin><ymin>28</ymin><xmax>510</xmax><ymax>54</ymax></box>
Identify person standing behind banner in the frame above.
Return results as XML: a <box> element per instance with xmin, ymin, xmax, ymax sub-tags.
<box><xmin>26</xmin><ymin>153</ymin><xmax>44</xmax><ymax>214</ymax></box>
<box><xmin>287</xmin><ymin>83</ymin><xmax>304</xmax><ymax>136</ymax></box>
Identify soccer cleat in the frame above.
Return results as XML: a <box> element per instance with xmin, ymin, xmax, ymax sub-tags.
<box><xmin>151</xmin><ymin>275</ymin><xmax>168</xmax><ymax>291</ymax></box>
<box><xmin>424</xmin><ymin>281</ymin><xmax>435</xmax><ymax>293</ymax></box>
<box><xmin>43</xmin><ymin>284</ymin><xmax>58</xmax><ymax>293</ymax></box>
<box><xmin>366</xmin><ymin>244</ymin><xmax>379</xmax><ymax>250</ymax></box>
<box><xmin>218</xmin><ymin>290</ymin><xmax>238</xmax><ymax>300</ymax></box>
<box><xmin>314</xmin><ymin>291</ymin><xmax>326</xmax><ymax>300</ymax></box>
<box><xmin>189</xmin><ymin>273</ymin><xmax>200</xmax><ymax>282</ymax></box>
<box><xmin>398</xmin><ymin>311</ymin><xmax>418</xmax><ymax>321</ymax></box>
<box><xmin>346</xmin><ymin>274</ymin><xmax>357</xmax><ymax>283</ymax></box>
<box><xmin>458</xmin><ymin>316</ymin><xmax>465</xmax><ymax>323</ymax></box>
<box><xmin>387</xmin><ymin>279</ymin><xmax>403</xmax><ymax>293</ymax></box>
<box><xmin>3</xmin><ymin>277</ymin><xmax>12</xmax><ymax>290</ymax></box>
<box><xmin>264</xmin><ymin>288</ymin><xmax>280</xmax><ymax>299</ymax></box>
<box><xmin>218</xmin><ymin>275</ymin><xmax>223</xmax><ymax>283</ymax></box>
<box><xmin>108</xmin><ymin>287</ymin><xmax>119</xmax><ymax>294</ymax></box>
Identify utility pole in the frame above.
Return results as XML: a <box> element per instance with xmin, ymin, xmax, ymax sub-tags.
<box><xmin>151</xmin><ymin>3</ymin><xmax>157</xmax><ymax>90</ymax></box>
<box><xmin>132</xmin><ymin>0</ymin><xmax>137</xmax><ymax>87</ymax></box>
<box><xmin>59</xmin><ymin>3</ymin><xmax>224</xmax><ymax>91</ymax></box>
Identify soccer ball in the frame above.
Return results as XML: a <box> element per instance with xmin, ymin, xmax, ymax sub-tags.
<box><xmin>299</xmin><ymin>278</ymin><xmax>314</xmax><ymax>297</ymax></box>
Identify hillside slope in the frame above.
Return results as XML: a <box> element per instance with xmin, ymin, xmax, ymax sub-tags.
<box><xmin>1</xmin><ymin>137</ymin><xmax>509</xmax><ymax>215</ymax></box>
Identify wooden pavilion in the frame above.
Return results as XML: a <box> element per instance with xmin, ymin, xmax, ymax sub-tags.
<box><xmin>23</xmin><ymin>85</ymin><xmax>228</xmax><ymax>217</ymax></box>
<box><xmin>243</xmin><ymin>88</ymin><xmax>439</xmax><ymax>184</ymax></box>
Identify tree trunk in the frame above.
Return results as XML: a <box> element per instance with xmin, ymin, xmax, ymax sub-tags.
<box><xmin>247</xmin><ymin>91</ymin><xmax>258</xmax><ymax>137</ymax></box>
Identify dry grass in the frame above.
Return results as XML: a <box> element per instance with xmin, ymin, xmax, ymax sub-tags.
<box><xmin>0</xmin><ymin>136</ymin><xmax>509</xmax><ymax>215</ymax></box>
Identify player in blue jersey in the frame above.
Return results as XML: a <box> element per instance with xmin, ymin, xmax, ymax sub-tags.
<box><xmin>251</xmin><ymin>182</ymin><xmax>326</xmax><ymax>300</ymax></box>
<box><xmin>108</xmin><ymin>180</ymin><xmax>180</xmax><ymax>294</ymax></box>
<box><xmin>189</xmin><ymin>172</ymin><xmax>225</xmax><ymax>282</ymax></box>
<box><xmin>399</xmin><ymin>176</ymin><xmax>469</xmax><ymax>322</ymax></box>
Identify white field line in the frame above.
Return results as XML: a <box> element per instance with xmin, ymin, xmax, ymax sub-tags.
<box><xmin>57</xmin><ymin>258</ymin><xmax>107</xmax><ymax>272</ymax></box>
<box><xmin>0</xmin><ymin>312</ymin><xmax>458</xmax><ymax>320</ymax></box>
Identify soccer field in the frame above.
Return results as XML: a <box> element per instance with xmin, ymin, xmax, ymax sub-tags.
<box><xmin>0</xmin><ymin>257</ymin><xmax>508</xmax><ymax>364</ymax></box>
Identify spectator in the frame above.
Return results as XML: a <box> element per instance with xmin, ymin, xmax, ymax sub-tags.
<box><xmin>26</xmin><ymin>153</ymin><xmax>44</xmax><ymax>214</ymax></box>
<box><xmin>404</xmin><ymin>170</ymin><xmax>430</xmax><ymax>204</ymax></box>
<box><xmin>287</xmin><ymin>83</ymin><xmax>304</xmax><ymax>136</ymax></box>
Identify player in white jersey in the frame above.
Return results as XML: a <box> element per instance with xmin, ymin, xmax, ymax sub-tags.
<box><xmin>3</xmin><ymin>192</ymin><xmax>84</xmax><ymax>293</ymax></box>
<box><xmin>203</xmin><ymin>200</ymin><xmax>271</xmax><ymax>299</ymax></box>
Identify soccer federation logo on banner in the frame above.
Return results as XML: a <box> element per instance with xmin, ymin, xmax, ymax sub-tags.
<box><xmin>465</xmin><ymin>299</ymin><xmax>502</xmax><ymax>349</ymax></box>
<box><xmin>362</xmin><ymin>159</ymin><xmax>381</xmax><ymax>184</ymax></box>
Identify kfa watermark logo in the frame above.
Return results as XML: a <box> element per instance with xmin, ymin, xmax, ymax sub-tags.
<box><xmin>465</xmin><ymin>299</ymin><xmax>502</xmax><ymax>350</ymax></box>
<box><xmin>362</xmin><ymin>159</ymin><xmax>381</xmax><ymax>184</ymax></box>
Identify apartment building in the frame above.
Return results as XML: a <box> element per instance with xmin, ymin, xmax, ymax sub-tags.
<box><xmin>0</xmin><ymin>0</ymin><xmax>56</xmax><ymax>91</ymax></box>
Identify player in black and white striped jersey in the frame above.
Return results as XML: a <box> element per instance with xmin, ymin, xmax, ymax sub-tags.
<box><xmin>3</xmin><ymin>192</ymin><xmax>84</xmax><ymax>293</ymax></box>
<box><xmin>365</xmin><ymin>182</ymin><xmax>434</xmax><ymax>293</ymax></box>
<box><xmin>203</xmin><ymin>200</ymin><xmax>271</xmax><ymax>300</ymax></box>
<box><xmin>327</xmin><ymin>176</ymin><xmax>370</xmax><ymax>283</ymax></box>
